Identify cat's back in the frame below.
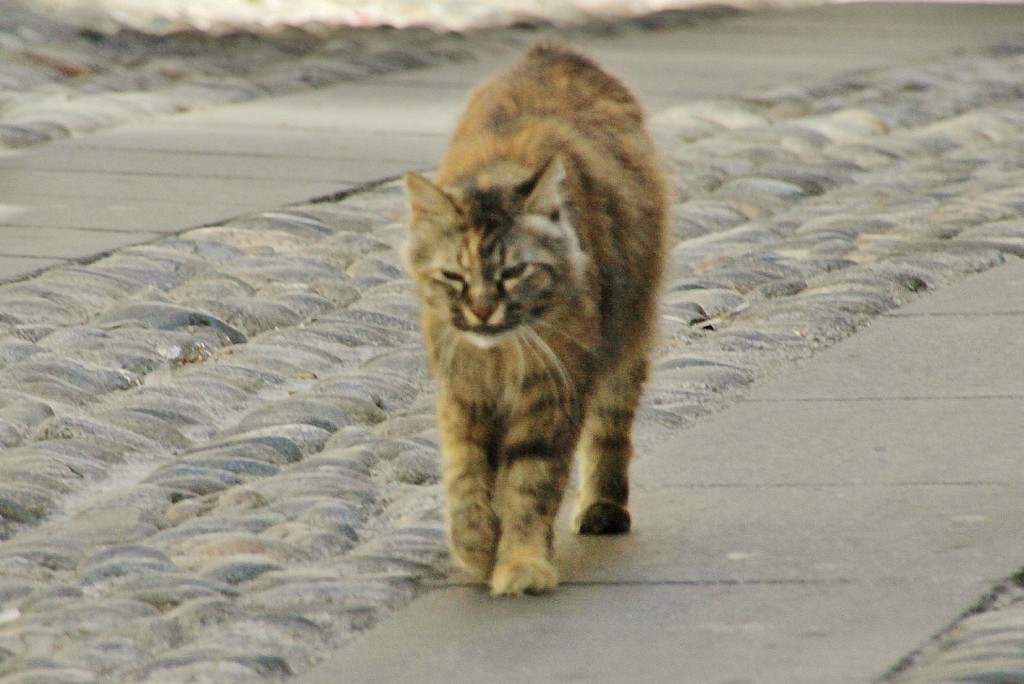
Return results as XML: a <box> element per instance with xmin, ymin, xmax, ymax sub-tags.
<box><xmin>446</xmin><ymin>41</ymin><xmax>646</xmax><ymax>147</ymax></box>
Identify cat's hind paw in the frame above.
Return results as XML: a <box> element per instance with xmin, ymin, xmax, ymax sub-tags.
<box><xmin>575</xmin><ymin>501</ymin><xmax>631</xmax><ymax>535</ymax></box>
<box><xmin>490</xmin><ymin>558</ymin><xmax>558</xmax><ymax>596</ymax></box>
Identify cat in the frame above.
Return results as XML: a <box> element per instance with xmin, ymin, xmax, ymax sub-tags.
<box><xmin>403</xmin><ymin>41</ymin><xmax>669</xmax><ymax>596</ymax></box>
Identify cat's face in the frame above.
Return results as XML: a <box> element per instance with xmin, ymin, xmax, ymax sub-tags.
<box><xmin>404</xmin><ymin>157</ymin><xmax>586</xmax><ymax>348</ymax></box>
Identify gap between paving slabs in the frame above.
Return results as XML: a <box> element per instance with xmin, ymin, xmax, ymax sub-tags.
<box><xmin>0</xmin><ymin>40</ymin><xmax>1023</xmax><ymax>684</ymax></box>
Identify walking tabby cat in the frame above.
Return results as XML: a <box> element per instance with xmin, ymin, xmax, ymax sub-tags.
<box><xmin>403</xmin><ymin>42</ymin><xmax>669</xmax><ymax>595</ymax></box>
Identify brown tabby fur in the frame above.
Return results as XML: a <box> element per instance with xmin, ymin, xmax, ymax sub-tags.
<box><xmin>403</xmin><ymin>42</ymin><xmax>669</xmax><ymax>595</ymax></box>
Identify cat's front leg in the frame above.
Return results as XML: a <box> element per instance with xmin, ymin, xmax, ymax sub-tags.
<box><xmin>490</xmin><ymin>434</ymin><xmax>573</xmax><ymax>596</ymax></box>
<box><xmin>446</xmin><ymin>484</ymin><xmax>499</xmax><ymax>582</ymax></box>
<box><xmin>438</xmin><ymin>395</ymin><xmax>499</xmax><ymax>581</ymax></box>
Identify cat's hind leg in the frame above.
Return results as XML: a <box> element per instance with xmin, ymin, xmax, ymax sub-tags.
<box><xmin>573</xmin><ymin>357</ymin><xmax>647</xmax><ymax>535</ymax></box>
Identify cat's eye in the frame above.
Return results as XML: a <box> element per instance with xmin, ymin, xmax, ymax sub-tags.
<box><xmin>500</xmin><ymin>264</ymin><xmax>530</xmax><ymax>282</ymax></box>
<box><xmin>437</xmin><ymin>270</ymin><xmax>466</xmax><ymax>288</ymax></box>
<box><xmin>548</xmin><ymin>209</ymin><xmax>561</xmax><ymax>222</ymax></box>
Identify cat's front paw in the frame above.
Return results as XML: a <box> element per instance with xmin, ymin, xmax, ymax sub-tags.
<box><xmin>490</xmin><ymin>558</ymin><xmax>558</xmax><ymax>596</ymax></box>
<box><xmin>575</xmin><ymin>501</ymin><xmax>631</xmax><ymax>535</ymax></box>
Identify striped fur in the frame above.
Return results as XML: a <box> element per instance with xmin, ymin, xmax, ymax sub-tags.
<box><xmin>404</xmin><ymin>42</ymin><xmax>669</xmax><ymax>595</ymax></box>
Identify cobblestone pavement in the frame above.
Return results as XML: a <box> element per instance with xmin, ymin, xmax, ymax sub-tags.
<box><xmin>0</xmin><ymin>0</ymin><xmax>490</xmax><ymax>150</ymax></box>
<box><xmin>0</xmin><ymin>2</ymin><xmax>731</xmax><ymax>152</ymax></box>
<box><xmin>1</xmin><ymin>23</ymin><xmax>1024</xmax><ymax>684</ymax></box>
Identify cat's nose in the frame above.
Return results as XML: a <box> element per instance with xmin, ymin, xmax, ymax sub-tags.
<box><xmin>469</xmin><ymin>301</ymin><xmax>498</xmax><ymax>323</ymax></box>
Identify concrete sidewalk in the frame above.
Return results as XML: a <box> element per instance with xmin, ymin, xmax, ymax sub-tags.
<box><xmin>295</xmin><ymin>259</ymin><xmax>1024</xmax><ymax>684</ymax></box>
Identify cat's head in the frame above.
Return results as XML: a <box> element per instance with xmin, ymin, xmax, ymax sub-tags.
<box><xmin>403</xmin><ymin>156</ymin><xmax>587</xmax><ymax>348</ymax></box>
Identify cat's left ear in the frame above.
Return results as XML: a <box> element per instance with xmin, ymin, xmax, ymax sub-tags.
<box><xmin>405</xmin><ymin>172</ymin><xmax>459</xmax><ymax>225</ymax></box>
<box><xmin>523</xmin><ymin>155</ymin><xmax>567</xmax><ymax>220</ymax></box>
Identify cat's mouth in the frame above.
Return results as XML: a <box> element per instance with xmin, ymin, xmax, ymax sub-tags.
<box><xmin>452</xmin><ymin>301</ymin><xmax>518</xmax><ymax>338</ymax></box>
<box><xmin>455</xmin><ymin>320</ymin><xmax>516</xmax><ymax>335</ymax></box>
<box><xmin>451</xmin><ymin>300</ymin><xmax>537</xmax><ymax>347</ymax></box>
<box><xmin>457</xmin><ymin>322</ymin><xmax>518</xmax><ymax>349</ymax></box>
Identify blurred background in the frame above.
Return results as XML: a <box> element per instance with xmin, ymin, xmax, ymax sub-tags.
<box><xmin>0</xmin><ymin>0</ymin><xmax>932</xmax><ymax>33</ymax></box>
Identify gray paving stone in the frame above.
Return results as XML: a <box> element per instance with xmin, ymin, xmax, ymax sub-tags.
<box><xmin>748</xmin><ymin>313</ymin><xmax>1024</xmax><ymax>401</ymax></box>
<box><xmin>9</xmin><ymin>349</ymin><xmax>140</xmax><ymax>389</ymax></box>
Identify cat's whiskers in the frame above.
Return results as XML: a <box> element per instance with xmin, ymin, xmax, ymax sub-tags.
<box><xmin>518</xmin><ymin>326</ymin><xmax>576</xmax><ymax>416</ymax></box>
<box><xmin>514</xmin><ymin>329</ymin><xmax>530</xmax><ymax>405</ymax></box>
<box><xmin>502</xmin><ymin>330</ymin><xmax>527</xmax><ymax>407</ymax></box>
<box><xmin>533</xmin><ymin>318</ymin><xmax>596</xmax><ymax>357</ymax></box>
<box><xmin>514</xmin><ymin>329</ymin><xmax>553</xmax><ymax>399</ymax></box>
<box><xmin>439</xmin><ymin>328</ymin><xmax>463</xmax><ymax>382</ymax></box>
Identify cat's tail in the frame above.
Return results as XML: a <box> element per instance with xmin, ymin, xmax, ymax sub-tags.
<box><xmin>523</xmin><ymin>40</ymin><xmax>637</xmax><ymax>110</ymax></box>
<box><xmin>525</xmin><ymin>39</ymin><xmax>594</xmax><ymax>67</ymax></box>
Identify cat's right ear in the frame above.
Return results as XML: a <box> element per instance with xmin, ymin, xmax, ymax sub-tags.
<box><xmin>405</xmin><ymin>173</ymin><xmax>459</xmax><ymax>226</ymax></box>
